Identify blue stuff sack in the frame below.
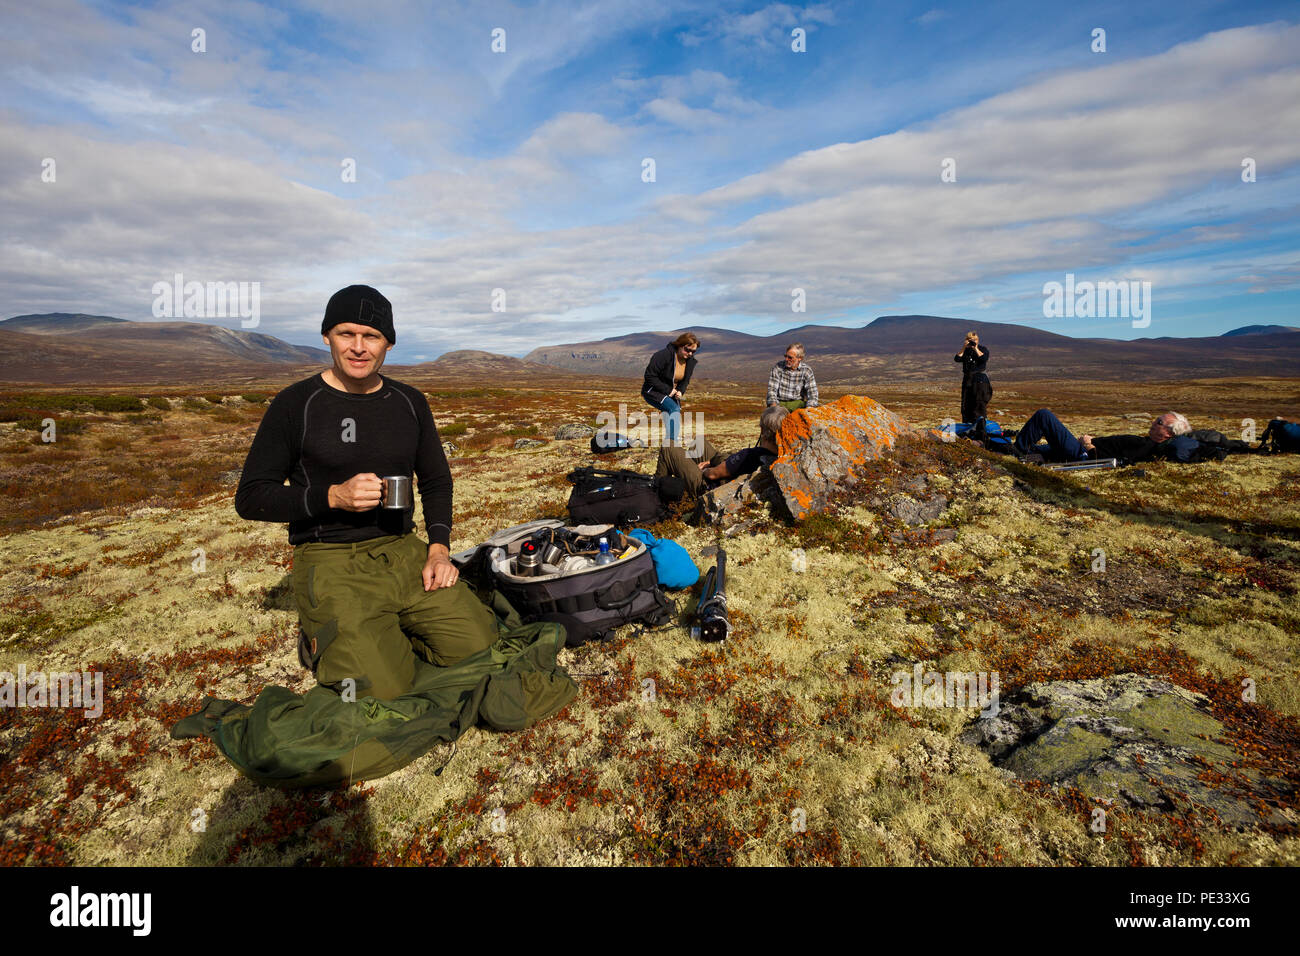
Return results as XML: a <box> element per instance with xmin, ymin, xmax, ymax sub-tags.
<box><xmin>628</xmin><ymin>529</ymin><xmax>699</xmax><ymax>589</ymax></box>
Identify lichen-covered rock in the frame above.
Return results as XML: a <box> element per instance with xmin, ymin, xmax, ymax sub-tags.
<box><xmin>888</xmin><ymin>493</ymin><xmax>949</xmax><ymax>526</ymax></box>
<box><xmin>770</xmin><ymin>395</ymin><xmax>910</xmax><ymax>519</ymax></box>
<box><xmin>698</xmin><ymin>468</ymin><xmax>785</xmax><ymax>525</ymax></box>
<box><xmin>513</xmin><ymin>438</ymin><xmax>546</xmax><ymax>449</ymax></box>
<box><xmin>555</xmin><ymin>423</ymin><xmax>596</xmax><ymax>440</ymax></box>
<box><xmin>963</xmin><ymin>674</ymin><xmax>1293</xmax><ymax>828</ymax></box>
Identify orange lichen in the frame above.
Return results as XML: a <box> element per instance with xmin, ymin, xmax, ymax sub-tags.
<box><xmin>773</xmin><ymin>395</ymin><xmax>909</xmax><ymax>518</ymax></box>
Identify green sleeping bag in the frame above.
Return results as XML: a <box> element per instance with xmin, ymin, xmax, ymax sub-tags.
<box><xmin>170</xmin><ymin>590</ymin><xmax>577</xmax><ymax>788</ymax></box>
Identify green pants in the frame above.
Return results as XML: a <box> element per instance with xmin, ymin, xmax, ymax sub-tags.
<box><xmin>778</xmin><ymin>400</ymin><xmax>806</xmax><ymax>412</ymax></box>
<box><xmin>655</xmin><ymin>437</ymin><xmax>723</xmax><ymax>497</ymax></box>
<box><xmin>292</xmin><ymin>533</ymin><xmax>498</xmax><ymax>701</ymax></box>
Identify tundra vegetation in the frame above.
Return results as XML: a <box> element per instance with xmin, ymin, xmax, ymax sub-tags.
<box><xmin>0</xmin><ymin>377</ymin><xmax>1296</xmax><ymax>866</ymax></box>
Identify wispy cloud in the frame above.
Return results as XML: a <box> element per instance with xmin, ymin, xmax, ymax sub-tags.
<box><xmin>1</xmin><ymin>2</ymin><xmax>1297</xmax><ymax>354</ymax></box>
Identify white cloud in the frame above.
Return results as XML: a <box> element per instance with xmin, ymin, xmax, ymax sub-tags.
<box><xmin>677</xmin><ymin>3</ymin><xmax>836</xmax><ymax>50</ymax></box>
<box><xmin>645</xmin><ymin>97</ymin><xmax>725</xmax><ymax>129</ymax></box>
<box><xmin>2</xmin><ymin>11</ymin><xmax>1297</xmax><ymax>355</ymax></box>
<box><xmin>652</xmin><ymin>24</ymin><xmax>1300</xmax><ymax>315</ymax></box>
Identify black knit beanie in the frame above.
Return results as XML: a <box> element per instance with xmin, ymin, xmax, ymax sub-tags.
<box><xmin>321</xmin><ymin>285</ymin><xmax>395</xmax><ymax>344</ymax></box>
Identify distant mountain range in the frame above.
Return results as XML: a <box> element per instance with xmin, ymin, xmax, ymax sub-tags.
<box><xmin>523</xmin><ymin>315</ymin><xmax>1300</xmax><ymax>384</ymax></box>
<box><xmin>1219</xmin><ymin>324</ymin><xmax>1300</xmax><ymax>336</ymax></box>
<box><xmin>2</xmin><ymin>312</ymin><xmax>1297</xmax><ymax>387</ymax></box>
<box><xmin>0</xmin><ymin>313</ymin><xmax>330</xmax><ymax>386</ymax></box>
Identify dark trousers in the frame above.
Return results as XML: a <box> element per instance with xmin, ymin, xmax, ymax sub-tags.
<box><xmin>961</xmin><ymin>373</ymin><xmax>992</xmax><ymax>424</ymax></box>
<box><xmin>1013</xmin><ymin>408</ymin><xmax>1088</xmax><ymax>461</ymax></box>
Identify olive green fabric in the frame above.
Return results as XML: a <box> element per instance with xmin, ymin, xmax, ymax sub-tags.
<box><xmin>170</xmin><ymin>587</ymin><xmax>578</xmax><ymax>788</ymax></box>
<box><xmin>778</xmin><ymin>399</ymin><xmax>806</xmax><ymax>412</ymax></box>
<box><xmin>293</xmin><ymin>533</ymin><xmax>499</xmax><ymax>700</ymax></box>
<box><xmin>654</xmin><ymin>438</ymin><xmax>723</xmax><ymax>497</ymax></box>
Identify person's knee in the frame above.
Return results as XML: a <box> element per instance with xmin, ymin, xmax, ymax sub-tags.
<box><xmin>405</xmin><ymin>582</ymin><xmax>498</xmax><ymax>667</ymax></box>
<box><xmin>315</xmin><ymin>626</ymin><xmax>417</xmax><ymax>701</ymax></box>
<box><xmin>655</xmin><ymin>447</ymin><xmax>675</xmax><ymax>478</ymax></box>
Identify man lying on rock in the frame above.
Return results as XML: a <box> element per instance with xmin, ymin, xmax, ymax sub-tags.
<box><xmin>234</xmin><ymin>285</ymin><xmax>498</xmax><ymax>701</ymax></box>
<box><xmin>1011</xmin><ymin>408</ymin><xmax>1201</xmax><ymax>464</ymax></box>
<box><xmin>656</xmin><ymin>405</ymin><xmax>788</xmax><ymax>498</ymax></box>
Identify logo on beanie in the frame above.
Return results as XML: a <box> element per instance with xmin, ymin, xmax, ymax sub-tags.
<box><xmin>357</xmin><ymin>296</ymin><xmax>391</xmax><ymax>326</ymax></box>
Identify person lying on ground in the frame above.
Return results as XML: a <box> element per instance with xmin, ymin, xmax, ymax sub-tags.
<box><xmin>1012</xmin><ymin>408</ymin><xmax>1199</xmax><ymax>463</ymax></box>
<box><xmin>766</xmin><ymin>342</ymin><xmax>820</xmax><ymax>410</ymax></box>
<box><xmin>656</xmin><ymin>405</ymin><xmax>788</xmax><ymax>498</ymax></box>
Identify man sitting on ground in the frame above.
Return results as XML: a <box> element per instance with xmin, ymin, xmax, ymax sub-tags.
<box><xmin>1012</xmin><ymin>408</ymin><xmax>1197</xmax><ymax>463</ymax></box>
<box><xmin>656</xmin><ymin>406</ymin><xmax>788</xmax><ymax>498</ymax></box>
<box><xmin>766</xmin><ymin>343</ymin><xmax>819</xmax><ymax>411</ymax></box>
<box><xmin>235</xmin><ymin>284</ymin><xmax>498</xmax><ymax>702</ymax></box>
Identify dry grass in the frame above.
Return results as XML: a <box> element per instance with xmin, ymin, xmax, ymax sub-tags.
<box><xmin>1</xmin><ymin>377</ymin><xmax>1298</xmax><ymax>866</ymax></box>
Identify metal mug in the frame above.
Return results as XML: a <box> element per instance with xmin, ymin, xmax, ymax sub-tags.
<box><xmin>381</xmin><ymin>475</ymin><xmax>412</xmax><ymax>510</ymax></box>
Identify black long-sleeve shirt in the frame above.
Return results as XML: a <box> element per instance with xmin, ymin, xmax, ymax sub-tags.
<box><xmin>1089</xmin><ymin>434</ymin><xmax>1181</xmax><ymax>463</ymax></box>
<box><xmin>234</xmin><ymin>373</ymin><xmax>453</xmax><ymax>547</ymax></box>
<box><xmin>954</xmin><ymin>344</ymin><xmax>989</xmax><ymax>379</ymax></box>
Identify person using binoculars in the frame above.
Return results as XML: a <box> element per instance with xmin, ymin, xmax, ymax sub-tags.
<box><xmin>234</xmin><ymin>285</ymin><xmax>497</xmax><ymax>701</ymax></box>
<box><xmin>954</xmin><ymin>331</ymin><xmax>992</xmax><ymax>424</ymax></box>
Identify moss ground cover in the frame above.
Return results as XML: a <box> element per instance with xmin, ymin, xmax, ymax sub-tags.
<box><xmin>0</xmin><ymin>376</ymin><xmax>1296</xmax><ymax>865</ymax></box>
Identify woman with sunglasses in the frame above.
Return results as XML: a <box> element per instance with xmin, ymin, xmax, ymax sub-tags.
<box><xmin>641</xmin><ymin>332</ymin><xmax>699</xmax><ymax>443</ymax></box>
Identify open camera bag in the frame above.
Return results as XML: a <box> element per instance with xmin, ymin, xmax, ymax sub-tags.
<box><xmin>565</xmin><ymin>467</ymin><xmax>676</xmax><ymax>526</ymax></box>
<box><xmin>452</xmin><ymin>519</ymin><xmax>672</xmax><ymax>647</ymax></box>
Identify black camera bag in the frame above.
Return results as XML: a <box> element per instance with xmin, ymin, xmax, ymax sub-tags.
<box><xmin>566</xmin><ymin>467</ymin><xmax>668</xmax><ymax>526</ymax></box>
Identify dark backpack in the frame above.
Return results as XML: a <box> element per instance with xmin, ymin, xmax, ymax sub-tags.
<box><xmin>1260</xmin><ymin>419</ymin><xmax>1300</xmax><ymax>454</ymax></box>
<box><xmin>590</xmin><ymin>430</ymin><xmax>641</xmax><ymax>454</ymax></box>
<box><xmin>1190</xmin><ymin>428</ymin><xmax>1255</xmax><ymax>455</ymax></box>
<box><xmin>566</xmin><ymin>467</ymin><xmax>670</xmax><ymax>526</ymax></box>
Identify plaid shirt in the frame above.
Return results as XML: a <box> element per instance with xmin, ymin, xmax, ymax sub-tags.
<box><xmin>766</xmin><ymin>360</ymin><xmax>819</xmax><ymax>407</ymax></box>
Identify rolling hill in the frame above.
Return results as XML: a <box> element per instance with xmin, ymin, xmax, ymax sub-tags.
<box><xmin>523</xmin><ymin>315</ymin><xmax>1300</xmax><ymax>384</ymax></box>
<box><xmin>3</xmin><ymin>311</ymin><xmax>1298</xmax><ymax>388</ymax></box>
<box><xmin>0</xmin><ymin>313</ymin><xmax>330</xmax><ymax>386</ymax></box>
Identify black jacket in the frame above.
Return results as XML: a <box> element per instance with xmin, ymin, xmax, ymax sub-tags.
<box><xmin>954</xmin><ymin>344</ymin><xmax>989</xmax><ymax>379</ymax></box>
<box><xmin>1091</xmin><ymin>434</ymin><xmax>1162</xmax><ymax>463</ymax></box>
<box><xmin>642</xmin><ymin>342</ymin><xmax>696</xmax><ymax>405</ymax></box>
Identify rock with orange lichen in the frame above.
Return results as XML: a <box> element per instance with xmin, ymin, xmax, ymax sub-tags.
<box><xmin>769</xmin><ymin>395</ymin><xmax>911</xmax><ymax>520</ymax></box>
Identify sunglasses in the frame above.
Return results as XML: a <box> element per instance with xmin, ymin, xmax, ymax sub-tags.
<box><xmin>681</xmin><ymin>347</ymin><xmax>697</xmax><ymax>354</ymax></box>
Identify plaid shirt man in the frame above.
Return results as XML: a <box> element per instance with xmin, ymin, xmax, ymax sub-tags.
<box><xmin>766</xmin><ymin>359</ymin><xmax>819</xmax><ymax>407</ymax></box>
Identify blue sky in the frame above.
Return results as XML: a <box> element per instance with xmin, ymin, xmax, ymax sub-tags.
<box><xmin>1</xmin><ymin>0</ymin><xmax>1298</xmax><ymax>360</ymax></box>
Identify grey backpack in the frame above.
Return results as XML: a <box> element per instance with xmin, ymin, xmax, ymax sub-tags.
<box><xmin>452</xmin><ymin>519</ymin><xmax>673</xmax><ymax>646</ymax></box>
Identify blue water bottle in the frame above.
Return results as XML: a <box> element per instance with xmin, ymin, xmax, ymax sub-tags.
<box><xmin>594</xmin><ymin>537</ymin><xmax>615</xmax><ymax>566</ymax></box>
